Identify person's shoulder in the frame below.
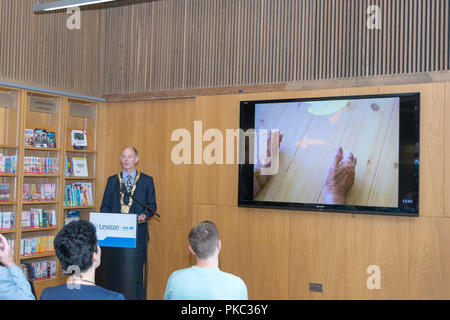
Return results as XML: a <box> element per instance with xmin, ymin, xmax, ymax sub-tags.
<box><xmin>137</xmin><ymin>172</ymin><xmax>154</xmax><ymax>185</ymax></box>
<box><xmin>91</xmin><ymin>285</ymin><xmax>125</xmax><ymax>300</ymax></box>
<box><xmin>219</xmin><ymin>270</ymin><xmax>247</xmax><ymax>286</ymax></box>
<box><xmin>40</xmin><ymin>284</ymin><xmax>67</xmax><ymax>299</ymax></box>
<box><xmin>107</xmin><ymin>173</ymin><xmax>120</xmax><ymax>180</ymax></box>
<box><xmin>138</xmin><ymin>172</ymin><xmax>153</xmax><ymax>180</ymax></box>
<box><xmin>41</xmin><ymin>284</ymin><xmax>125</xmax><ymax>300</ymax></box>
<box><xmin>168</xmin><ymin>267</ymin><xmax>194</xmax><ymax>280</ymax></box>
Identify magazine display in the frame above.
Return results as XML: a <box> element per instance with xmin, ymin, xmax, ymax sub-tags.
<box><xmin>71</xmin><ymin>129</ymin><xmax>87</xmax><ymax>150</ymax></box>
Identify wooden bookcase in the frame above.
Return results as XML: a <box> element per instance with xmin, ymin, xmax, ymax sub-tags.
<box><xmin>0</xmin><ymin>86</ymin><xmax>99</xmax><ymax>298</ymax></box>
<box><xmin>0</xmin><ymin>86</ymin><xmax>21</xmax><ymax>276</ymax></box>
<box><xmin>63</xmin><ymin>99</ymin><xmax>98</xmax><ymax>222</ymax></box>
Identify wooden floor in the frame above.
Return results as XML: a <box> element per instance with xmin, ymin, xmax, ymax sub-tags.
<box><xmin>254</xmin><ymin>97</ymin><xmax>399</xmax><ymax>207</ymax></box>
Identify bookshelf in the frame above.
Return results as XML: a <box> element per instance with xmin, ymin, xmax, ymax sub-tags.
<box><xmin>18</xmin><ymin>91</ymin><xmax>62</xmax><ymax>290</ymax></box>
<box><xmin>64</xmin><ymin>99</ymin><xmax>97</xmax><ymax>222</ymax></box>
<box><xmin>0</xmin><ymin>87</ymin><xmax>21</xmax><ymax>275</ymax></box>
<box><xmin>0</xmin><ymin>86</ymin><xmax>99</xmax><ymax>297</ymax></box>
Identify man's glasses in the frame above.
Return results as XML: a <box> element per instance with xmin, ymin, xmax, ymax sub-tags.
<box><xmin>121</xmin><ymin>155</ymin><xmax>136</xmax><ymax>160</ymax></box>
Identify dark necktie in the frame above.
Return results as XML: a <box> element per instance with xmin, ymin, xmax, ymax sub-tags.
<box><xmin>126</xmin><ymin>175</ymin><xmax>132</xmax><ymax>192</ymax></box>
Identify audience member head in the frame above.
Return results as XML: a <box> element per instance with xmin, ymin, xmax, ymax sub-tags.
<box><xmin>54</xmin><ymin>220</ymin><xmax>100</xmax><ymax>274</ymax></box>
<box><xmin>188</xmin><ymin>221</ymin><xmax>221</xmax><ymax>261</ymax></box>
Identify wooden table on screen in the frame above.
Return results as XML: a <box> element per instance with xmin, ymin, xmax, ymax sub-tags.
<box><xmin>254</xmin><ymin>98</ymin><xmax>399</xmax><ymax>208</ymax></box>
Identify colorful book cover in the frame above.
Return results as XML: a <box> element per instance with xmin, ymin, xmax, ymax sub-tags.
<box><xmin>72</xmin><ymin>158</ymin><xmax>88</xmax><ymax>177</ymax></box>
<box><xmin>34</xmin><ymin>129</ymin><xmax>47</xmax><ymax>148</ymax></box>
<box><xmin>11</xmin><ymin>156</ymin><xmax>17</xmax><ymax>174</ymax></box>
<box><xmin>0</xmin><ymin>154</ymin><xmax>3</xmax><ymax>173</ymax></box>
<box><xmin>51</xmin><ymin>210</ymin><xmax>57</xmax><ymax>227</ymax></box>
<box><xmin>71</xmin><ymin>129</ymin><xmax>87</xmax><ymax>150</ymax></box>
<box><xmin>4</xmin><ymin>157</ymin><xmax>11</xmax><ymax>174</ymax></box>
<box><xmin>46</xmin><ymin>131</ymin><xmax>57</xmax><ymax>148</ymax></box>
<box><xmin>24</xmin><ymin>129</ymin><xmax>34</xmax><ymax>147</ymax></box>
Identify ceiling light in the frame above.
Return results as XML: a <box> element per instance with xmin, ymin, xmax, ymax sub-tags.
<box><xmin>33</xmin><ymin>0</ymin><xmax>118</xmax><ymax>12</ymax></box>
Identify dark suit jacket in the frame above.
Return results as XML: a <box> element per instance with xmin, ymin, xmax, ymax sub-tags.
<box><xmin>100</xmin><ymin>171</ymin><xmax>157</xmax><ymax>252</ymax></box>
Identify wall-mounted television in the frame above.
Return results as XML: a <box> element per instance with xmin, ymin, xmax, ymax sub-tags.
<box><xmin>238</xmin><ymin>93</ymin><xmax>419</xmax><ymax>216</ymax></box>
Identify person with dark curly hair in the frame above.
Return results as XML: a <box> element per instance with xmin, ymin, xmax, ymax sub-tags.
<box><xmin>40</xmin><ymin>220</ymin><xmax>125</xmax><ymax>300</ymax></box>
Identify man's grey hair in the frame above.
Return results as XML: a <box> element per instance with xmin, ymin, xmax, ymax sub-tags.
<box><xmin>122</xmin><ymin>146</ymin><xmax>138</xmax><ymax>156</ymax></box>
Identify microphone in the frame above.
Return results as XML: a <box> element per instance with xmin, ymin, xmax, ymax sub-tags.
<box><xmin>120</xmin><ymin>181</ymin><xmax>160</xmax><ymax>219</ymax></box>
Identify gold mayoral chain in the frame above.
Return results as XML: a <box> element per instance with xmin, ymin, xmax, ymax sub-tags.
<box><xmin>118</xmin><ymin>171</ymin><xmax>141</xmax><ymax>213</ymax></box>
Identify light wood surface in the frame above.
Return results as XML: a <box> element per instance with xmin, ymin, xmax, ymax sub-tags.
<box><xmin>101</xmin><ymin>98</ymin><xmax>196</xmax><ymax>300</ymax></box>
<box><xmin>254</xmin><ymin>98</ymin><xmax>398</xmax><ymax>207</ymax></box>
<box><xmin>188</xmin><ymin>82</ymin><xmax>450</xmax><ymax>299</ymax></box>
<box><xmin>445</xmin><ymin>82</ymin><xmax>450</xmax><ymax>218</ymax></box>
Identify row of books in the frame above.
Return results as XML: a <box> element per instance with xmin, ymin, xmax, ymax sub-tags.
<box><xmin>24</xmin><ymin>128</ymin><xmax>57</xmax><ymax>148</ymax></box>
<box><xmin>20</xmin><ymin>260</ymin><xmax>57</xmax><ymax>281</ymax></box>
<box><xmin>24</xmin><ymin>156</ymin><xmax>58</xmax><ymax>175</ymax></box>
<box><xmin>64</xmin><ymin>182</ymin><xmax>93</xmax><ymax>207</ymax></box>
<box><xmin>65</xmin><ymin>156</ymin><xmax>89</xmax><ymax>177</ymax></box>
<box><xmin>23</xmin><ymin>184</ymin><xmax>56</xmax><ymax>202</ymax></box>
<box><xmin>0</xmin><ymin>154</ymin><xmax>17</xmax><ymax>174</ymax></box>
<box><xmin>20</xmin><ymin>235</ymin><xmax>55</xmax><ymax>257</ymax></box>
<box><xmin>0</xmin><ymin>211</ymin><xmax>14</xmax><ymax>230</ymax></box>
<box><xmin>0</xmin><ymin>183</ymin><xmax>10</xmax><ymax>202</ymax></box>
<box><xmin>22</xmin><ymin>209</ymin><xmax>57</xmax><ymax>229</ymax></box>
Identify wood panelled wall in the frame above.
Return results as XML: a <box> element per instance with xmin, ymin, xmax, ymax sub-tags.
<box><xmin>102</xmin><ymin>0</ymin><xmax>450</xmax><ymax>94</ymax></box>
<box><xmin>0</xmin><ymin>0</ymin><xmax>105</xmax><ymax>96</ymax></box>
<box><xmin>1</xmin><ymin>1</ymin><xmax>450</xmax><ymax>96</ymax></box>
<box><xmin>99</xmin><ymin>82</ymin><xmax>450</xmax><ymax>299</ymax></box>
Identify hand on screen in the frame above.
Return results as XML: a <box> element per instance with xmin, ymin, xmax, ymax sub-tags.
<box><xmin>253</xmin><ymin>131</ymin><xmax>283</xmax><ymax>196</ymax></box>
<box><xmin>324</xmin><ymin>147</ymin><xmax>357</xmax><ymax>205</ymax></box>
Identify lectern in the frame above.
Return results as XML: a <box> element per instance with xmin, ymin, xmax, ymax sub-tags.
<box><xmin>90</xmin><ymin>212</ymin><xmax>139</xmax><ymax>300</ymax></box>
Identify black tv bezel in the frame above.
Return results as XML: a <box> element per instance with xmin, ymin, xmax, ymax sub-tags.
<box><xmin>238</xmin><ymin>92</ymin><xmax>420</xmax><ymax>217</ymax></box>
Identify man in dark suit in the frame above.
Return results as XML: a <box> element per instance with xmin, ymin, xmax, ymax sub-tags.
<box><xmin>100</xmin><ymin>146</ymin><xmax>157</xmax><ymax>300</ymax></box>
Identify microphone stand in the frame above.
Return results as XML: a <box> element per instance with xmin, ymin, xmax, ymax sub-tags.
<box><xmin>121</xmin><ymin>186</ymin><xmax>160</xmax><ymax>300</ymax></box>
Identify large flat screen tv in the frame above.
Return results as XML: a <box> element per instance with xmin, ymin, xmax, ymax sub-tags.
<box><xmin>238</xmin><ymin>93</ymin><xmax>420</xmax><ymax>216</ymax></box>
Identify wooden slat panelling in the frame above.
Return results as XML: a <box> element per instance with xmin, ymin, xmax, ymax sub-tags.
<box><xmin>99</xmin><ymin>0</ymin><xmax>450</xmax><ymax>95</ymax></box>
<box><xmin>0</xmin><ymin>0</ymin><xmax>104</xmax><ymax>96</ymax></box>
<box><xmin>2</xmin><ymin>1</ymin><xmax>450</xmax><ymax>95</ymax></box>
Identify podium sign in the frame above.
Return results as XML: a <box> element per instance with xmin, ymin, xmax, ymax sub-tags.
<box><xmin>90</xmin><ymin>212</ymin><xmax>136</xmax><ymax>248</ymax></box>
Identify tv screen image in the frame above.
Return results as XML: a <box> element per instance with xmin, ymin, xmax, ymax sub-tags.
<box><xmin>238</xmin><ymin>93</ymin><xmax>419</xmax><ymax>216</ymax></box>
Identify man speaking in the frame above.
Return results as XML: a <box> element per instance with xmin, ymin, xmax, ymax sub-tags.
<box><xmin>100</xmin><ymin>146</ymin><xmax>157</xmax><ymax>300</ymax></box>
